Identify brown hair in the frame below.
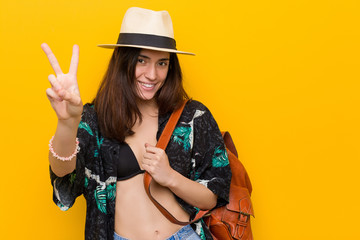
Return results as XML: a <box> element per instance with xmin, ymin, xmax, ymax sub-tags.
<box><xmin>93</xmin><ymin>47</ymin><xmax>188</xmax><ymax>142</ymax></box>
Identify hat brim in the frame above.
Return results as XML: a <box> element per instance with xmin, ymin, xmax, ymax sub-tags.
<box><xmin>97</xmin><ymin>44</ymin><xmax>195</xmax><ymax>56</ymax></box>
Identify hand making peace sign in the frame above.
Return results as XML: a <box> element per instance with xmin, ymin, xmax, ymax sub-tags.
<box><xmin>41</xmin><ymin>43</ymin><xmax>83</xmax><ymax>121</ymax></box>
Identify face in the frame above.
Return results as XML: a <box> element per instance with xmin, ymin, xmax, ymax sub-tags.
<box><xmin>135</xmin><ymin>49</ymin><xmax>170</xmax><ymax>101</ymax></box>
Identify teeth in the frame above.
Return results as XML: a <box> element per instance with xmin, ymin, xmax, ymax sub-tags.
<box><xmin>141</xmin><ymin>82</ymin><xmax>155</xmax><ymax>88</ymax></box>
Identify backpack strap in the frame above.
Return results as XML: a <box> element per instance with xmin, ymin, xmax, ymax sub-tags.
<box><xmin>221</xmin><ymin>131</ymin><xmax>238</xmax><ymax>158</ymax></box>
<box><xmin>143</xmin><ymin>99</ymin><xmax>209</xmax><ymax>225</ymax></box>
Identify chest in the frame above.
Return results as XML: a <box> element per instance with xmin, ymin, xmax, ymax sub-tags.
<box><xmin>125</xmin><ymin>115</ymin><xmax>159</xmax><ymax>164</ymax></box>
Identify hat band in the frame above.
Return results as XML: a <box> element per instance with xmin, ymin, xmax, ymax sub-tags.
<box><xmin>117</xmin><ymin>33</ymin><xmax>177</xmax><ymax>50</ymax></box>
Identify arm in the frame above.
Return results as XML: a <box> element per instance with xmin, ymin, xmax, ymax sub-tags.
<box><xmin>143</xmin><ymin>144</ymin><xmax>217</xmax><ymax>210</ymax></box>
<box><xmin>41</xmin><ymin>43</ymin><xmax>83</xmax><ymax>177</ymax></box>
<box><xmin>49</xmin><ymin>105</ymin><xmax>95</xmax><ymax>211</ymax></box>
<box><xmin>143</xmin><ymin>102</ymin><xmax>231</xmax><ymax>211</ymax></box>
<box><xmin>164</xmin><ymin>167</ymin><xmax>217</xmax><ymax>210</ymax></box>
<box><xmin>49</xmin><ymin>117</ymin><xmax>81</xmax><ymax>177</ymax></box>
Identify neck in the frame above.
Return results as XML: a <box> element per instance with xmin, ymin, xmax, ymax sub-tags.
<box><xmin>136</xmin><ymin>98</ymin><xmax>159</xmax><ymax>117</ymax></box>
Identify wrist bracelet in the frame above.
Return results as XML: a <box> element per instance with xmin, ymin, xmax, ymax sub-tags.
<box><xmin>49</xmin><ymin>136</ymin><xmax>80</xmax><ymax>161</ymax></box>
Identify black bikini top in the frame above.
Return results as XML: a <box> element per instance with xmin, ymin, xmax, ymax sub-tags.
<box><xmin>116</xmin><ymin>143</ymin><xmax>145</xmax><ymax>181</ymax></box>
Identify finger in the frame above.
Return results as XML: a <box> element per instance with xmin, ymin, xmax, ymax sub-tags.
<box><xmin>143</xmin><ymin>152</ymin><xmax>155</xmax><ymax>160</ymax></box>
<box><xmin>59</xmin><ymin>89</ymin><xmax>82</xmax><ymax>105</ymax></box>
<box><xmin>141</xmin><ymin>163</ymin><xmax>151</xmax><ymax>173</ymax></box>
<box><xmin>46</xmin><ymin>88</ymin><xmax>62</xmax><ymax>102</ymax></box>
<box><xmin>141</xmin><ymin>159</ymin><xmax>155</xmax><ymax>171</ymax></box>
<box><xmin>41</xmin><ymin>43</ymin><xmax>63</xmax><ymax>75</ymax></box>
<box><xmin>48</xmin><ymin>74</ymin><xmax>81</xmax><ymax>105</ymax></box>
<box><xmin>145</xmin><ymin>144</ymin><xmax>161</xmax><ymax>154</ymax></box>
<box><xmin>69</xmin><ymin>44</ymin><xmax>79</xmax><ymax>75</ymax></box>
<box><xmin>141</xmin><ymin>157</ymin><xmax>150</xmax><ymax>165</ymax></box>
<box><xmin>48</xmin><ymin>74</ymin><xmax>62</xmax><ymax>91</ymax></box>
<box><xmin>140</xmin><ymin>158</ymin><xmax>149</xmax><ymax>170</ymax></box>
<box><xmin>145</xmin><ymin>143</ymin><xmax>153</xmax><ymax>148</ymax></box>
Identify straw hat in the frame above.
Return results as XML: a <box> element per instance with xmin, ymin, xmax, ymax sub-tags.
<box><xmin>98</xmin><ymin>7</ymin><xmax>195</xmax><ymax>55</ymax></box>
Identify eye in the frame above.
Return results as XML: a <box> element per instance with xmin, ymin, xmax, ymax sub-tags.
<box><xmin>137</xmin><ymin>58</ymin><xmax>145</xmax><ymax>64</ymax></box>
<box><xmin>158</xmin><ymin>61</ymin><xmax>168</xmax><ymax>67</ymax></box>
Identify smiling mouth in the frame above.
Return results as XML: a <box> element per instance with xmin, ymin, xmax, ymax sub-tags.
<box><xmin>139</xmin><ymin>81</ymin><xmax>156</xmax><ymax>89</ymax></box>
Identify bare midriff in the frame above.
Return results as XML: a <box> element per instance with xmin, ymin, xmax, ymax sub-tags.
<box><xmin>114</xmin><ymin>173</ymin><xmax>190</xmax><ymax>240</ymax></box>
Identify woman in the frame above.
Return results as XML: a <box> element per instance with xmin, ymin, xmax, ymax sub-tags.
<box><xmin>43</xmin><ymin>7</ymin><xmax>231</xmax><ymax>240</ymax></box>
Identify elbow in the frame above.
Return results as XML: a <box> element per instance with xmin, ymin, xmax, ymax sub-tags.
<box><xmin>199</xmin><ymin>193</ymin><xmax>217</xmax><ymax>210</ymax></box>
<box><xmin>208</xmin><ymin>194</ymin><xmax>218</xmax><ymax>210</ymax></box>
<box><xmin>49</xmin><ymin>153</ymin><xmax>76</xmax><ymax>177</ymax></box>
<box><xmin>53</xmin><ymin>171</ymin><xmax>68</xmax><ymax>178</ymax></box>
<box><xmin>50</xmin><ymin>166</ymin><xmax>70</xmax><ymax>178</ymax></box>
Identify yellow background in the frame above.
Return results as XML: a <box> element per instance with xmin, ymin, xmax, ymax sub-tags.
<box><xmin>1</xmin><ymin>0</ymin><xmax>359</xmax><ymax>239</ymax></box>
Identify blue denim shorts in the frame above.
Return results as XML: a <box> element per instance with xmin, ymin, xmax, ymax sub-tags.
<box><xmin>114</xmin><ymin>224</ymin><xmax>201</xmax><ymax>240</ymax></box>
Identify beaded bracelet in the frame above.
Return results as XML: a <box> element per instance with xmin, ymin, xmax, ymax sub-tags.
<box><xmin>49</xmin><ymin>136</ymin><xmax>80</xmax><ymax>161</ymax></box>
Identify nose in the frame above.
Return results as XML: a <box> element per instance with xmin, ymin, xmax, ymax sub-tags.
<box><xmin>144</xmin><ymin>64</ymin><xmax>157</xmax><ymax>81</ymax></box>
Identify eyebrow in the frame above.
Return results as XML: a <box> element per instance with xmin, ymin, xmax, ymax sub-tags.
<box><xmin>139</xmin><ymin>54</ymin><xmax>170</xmax><ymax>61</ymax></box>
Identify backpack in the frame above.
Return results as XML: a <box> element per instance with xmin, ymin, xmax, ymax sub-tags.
<box><xmin>203</xmin><ymin>131</ymin><xmax>254</xmax><ymax>240</ymax></box>
<box><xmin>144</xmin><ymin>100</ymin><xmax>254</xmax><ymax>240</ymax></box>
